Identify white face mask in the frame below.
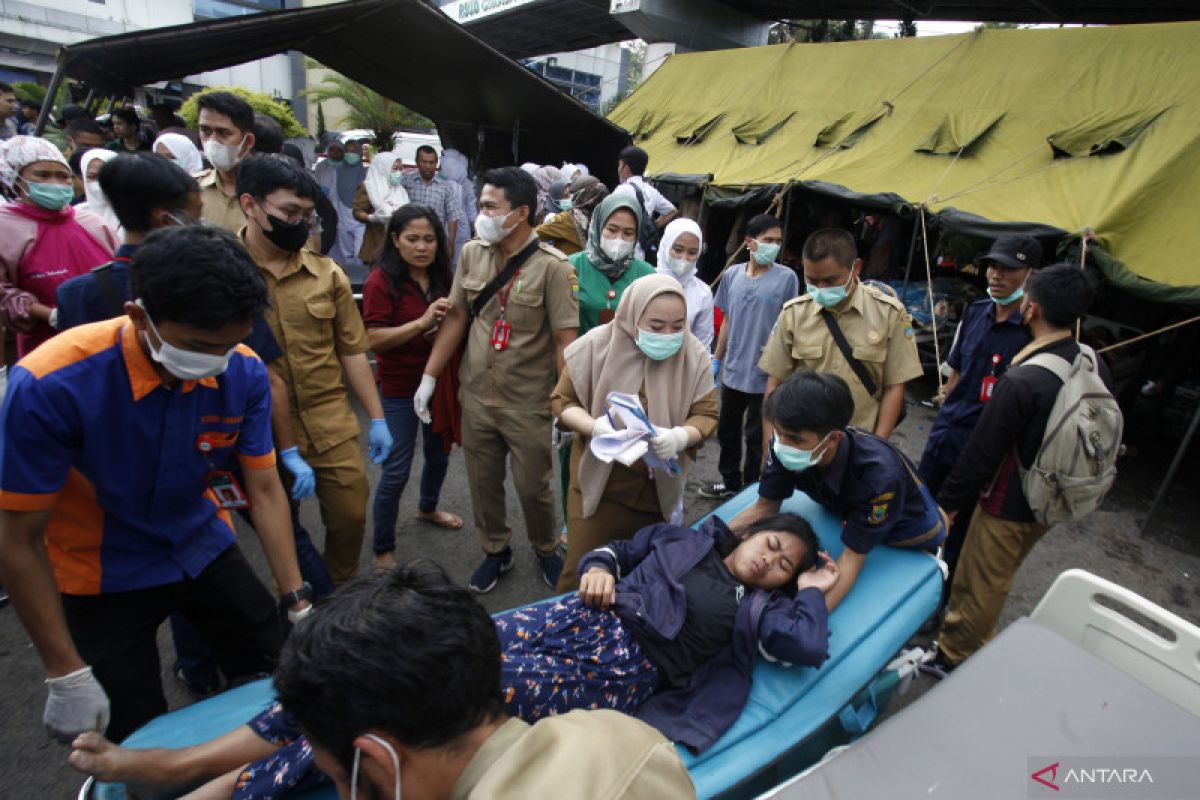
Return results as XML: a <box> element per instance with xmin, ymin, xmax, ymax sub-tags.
<box><xmin>138</xmin><ymin>300</ymin><xmax>235</xmax><ymax>381</ymax></box>
<box><xmin>203</xmin><ymin>135</ymin><xmax>246</xmax><ymax>172</ymax></box>
<box><xmin>600</xmin><ymin>235</ymin><xmax>634</xmax><ymax>262</ymax></box>
<box><xmin>665</xmin><ymin>255</ymin><xmax>694</xmax><ymax>277</ymax></box>
<box><xmin>475</xmin><ymin>210</ymin><xmax>517</xmax><ymax>243</ymax></box>
<box><xmin>351</xmin><ymin>733</ymin><xmax>401</xmax><ymax>800</ymax></box>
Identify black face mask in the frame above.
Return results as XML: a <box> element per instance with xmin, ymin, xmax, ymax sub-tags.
<box><xmin>260</xmin><ymin>210</ymin><xmax>310</xmax><ymax>253</ymax></box>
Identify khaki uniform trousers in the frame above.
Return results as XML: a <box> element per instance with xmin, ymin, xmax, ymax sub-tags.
<box><xmin>939</xmin><ymin>505</ymin><xmax>1049</xmax><ymax>665</ymax></box>
<box><xmin>299</xmin><ymin>436</ymin><xmax>369</xmax><ymax>586</ymax></box>
<box><xmin>461</xmin><ymin>395</ymin><xmax>557</xmax><ymax>557</ymax></box>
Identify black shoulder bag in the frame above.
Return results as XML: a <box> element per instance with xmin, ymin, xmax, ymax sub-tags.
<box><xmin>469</xmin><ymin>240</ymin><xmax>541</xmax><ymax>321</ymax></box>
<box><xmin>820</xmin><ymin>309</ymin><xmax>908</xmax><ymax>425</ymax></box>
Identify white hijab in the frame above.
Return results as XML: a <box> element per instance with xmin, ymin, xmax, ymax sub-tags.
<box><xmin>153</xmin><ymin>133</ymin><xmax>203</xmax><ymax>174</ymax></box>
<box><xmin>656</xmin><ymin>217</ymin><xmax>703</xmax><ymax>281</ymax></box>
<box><xmin>364</xmin><ymin>151</ymin><xmax>410</xmax><ymax>215</ymax></box>
<box><xmin>79</xmin><ymin>149</ymin><xmax>120</xmax><ymax>233</ymax></box>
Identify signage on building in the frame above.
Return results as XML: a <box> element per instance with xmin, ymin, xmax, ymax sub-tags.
<box><xmin>441</xmin><ymin>0</ymin><xmax>540</xmax><ymax>24</ymax></box>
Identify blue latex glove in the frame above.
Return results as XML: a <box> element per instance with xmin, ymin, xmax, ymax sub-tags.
<box><xmin>368</xmin><ymin>418</ymin><xmax>393</xmax><ymax>465</ymax></box>
<box><xmin>280</xmin><ymin>446</ymin><xmax>316</xmax><ymax>500</ymax></box>
<box><xmin>711</xmin><ymin>357</ymin><xmax>721</xmax><ymax>388</ymax></box>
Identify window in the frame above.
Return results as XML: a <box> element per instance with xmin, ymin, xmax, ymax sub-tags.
<box><xmin>194</xmin><ymin>0</ymin><xmax>285</xmax><ymax>19</ymax></box>
<box><xmin>915</xmin><ymin>110</ymin><xmax>1005</xmax><ymax>155</ymax></box>
<box><xmin>1047</xmin><ymin>107</ymin><xmax>1169</xmax><ymax>158</ymax></box>
<box><xmin>732</xmin><ymin>111</ymin><xmax>795</xmax><ymax>146</ymax></box>
<box><xmin>814</xmin><ymin>110</ymin><xmax>885</xmax><ymax>150</ymax></box>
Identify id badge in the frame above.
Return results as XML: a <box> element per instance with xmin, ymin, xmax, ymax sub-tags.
<box><xmin>980</xmin><ymin>375</ymin><xmax>997</xmax><ymax>403</ymax></box>
<box><xmin>491</xmin><ymin>319</ymin><xmax>512</xmax><ymax>351</ymax></box>
<box><xmin>206</xmin><ymin>470</ymin><xmax>250</xmax><ymax>509</ymax></box>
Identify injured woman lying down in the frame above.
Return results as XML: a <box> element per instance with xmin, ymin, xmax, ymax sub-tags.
<box><xmin>69</xmin><ymin>514</ymin><xmax>838</xmax><ymax>799</ymax></box>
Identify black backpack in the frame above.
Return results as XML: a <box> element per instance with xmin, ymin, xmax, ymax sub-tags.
<box><xmin>630</xmin><ymin>182</ymin><xmax>662</xmax><ymax>262</ymax></box>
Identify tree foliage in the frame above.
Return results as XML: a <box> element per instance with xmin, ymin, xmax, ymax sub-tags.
<box><xmin>180</xmin><ymin>86</ymin><xmax>307</xmax><ymax>138</ymax></box>
<box><xmin>768</xmin><ymin>19</ymin><xmax>892</xmax><ymax>43</ymax></box>
<box><xmin>302</xmin><ymin>63</ymin><xmax>433</xmax><ymax>152</ymax></box>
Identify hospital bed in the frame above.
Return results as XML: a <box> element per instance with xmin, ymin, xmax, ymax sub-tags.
<box><xmin>82</xmin><ymin>485</ymin><xmax>945</xmax><ymax>799</ymax></box>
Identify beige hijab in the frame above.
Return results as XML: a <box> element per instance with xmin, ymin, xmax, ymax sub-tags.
<box><xmin>565</xmin><ymin>273</ymin><xmax>713</xmax><ymax>520</ymax></box>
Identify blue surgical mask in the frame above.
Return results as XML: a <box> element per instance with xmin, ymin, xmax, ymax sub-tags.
<box><xmin>637</xmin><ymin>328</ymin><xmax>684</xmax><ymax>361</ymax></box>
<box><xmin>987</xmin><ymin>280</ymin><xmax>1026</xmax><ymax>306</ymax></box>
<box><xmin>343</xmin><ymin>152</ymin><xmax>361</xmax><ymax>166</ymax></box>
<box><xmin>558</xmin><ymin>198</ymin><xmax>574</xmax><ymax>211</ymax></box>
<box><xmin>389</xmin><ymin>171</ymin><xmax>405</xmax><ymax>186</ymax></box>
<box><xmin>752</xmin><ymin>241</ymin><xmax>780</xmax><ymax>266</ymax></box>
<box><xmin>806</xmin><ymin>272</ymin><xmax>854</xmax><ymax>308</ymax></box>
<box><xmin>772</xmin><ymin>433</ymin><xmax>829</xmax><ymax>472</ymax></box>
<box><xmin>23</xmin><ymin>179</ymin><xmax>75</xmax><ymax>212</ymax></box>
<box><xmin>350</xmin><ymin>733</ymin><xmax>401</xmax><ymax>800</ymax></box>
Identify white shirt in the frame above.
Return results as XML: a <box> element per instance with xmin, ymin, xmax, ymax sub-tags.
<box><xmin>614</xmin><ymin>176</ymin><xmax>677</xmax><ymax>260</ymax></box>
<box><xmin>655</xmin><ymin>265</ymin><xmax>714</xmax><ymax>349</ymax></box>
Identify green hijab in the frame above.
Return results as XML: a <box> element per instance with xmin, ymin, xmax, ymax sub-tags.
<box><xmin>584</xmin><ymin>193</ymin><xmax>643</xmax><ymax>281</ymax></box>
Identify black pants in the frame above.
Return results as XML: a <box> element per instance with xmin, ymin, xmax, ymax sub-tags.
<box><xmin>917</xmin><ymin>435</ymin><xmax>973</xmax><ymax>598</ymax></box>
<box><xmin>717</xmin><ymin>385</ymin><xmax>764</xmax><ymax>491</ymax></box>
<box><xmin>61</xmin><ymin>545</ymin><xmax>283</xmax><ymax>742</ymax></box>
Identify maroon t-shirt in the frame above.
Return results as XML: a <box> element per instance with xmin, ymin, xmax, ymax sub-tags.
<box><xmin>362</xmin><ymin>268</ymin><xmax>439</xmax><ymax>398</ymax></box>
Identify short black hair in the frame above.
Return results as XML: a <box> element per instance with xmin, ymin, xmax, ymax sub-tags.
<box><xmin>251</xmin><ymin>112</ymin><xmax>284</xmax><ymax>155</ymax></box>
<box><xmin>111</xmin><ymin>107</ymin><xmax>140</xmax><ymax>127</ymax></box>
<box><xmin>802</xmin><ymin>228</ymin><xmax>858</xmax><ymax>269</ymax></box>
<box><xmin>60</xmin><ymin>105</ymin><xmax>89</xmax><ymax>124</ymax></box>
<box><xmin>131</xmin><ymin>226</ymin><xmax>268</xmax><ymax>329</ymax></box>
<box><xmin>481</xmin><ymin>166</ymin><xmax>537</xmax><ymax>224</ymax></box>
<box><xmin>280</xmin><ymin>142</ymin><xmax>305</xmax><ymax>168</ymax></box>
<box><xmin>618</xmin><ymin>145</ymin><xmax>649</xmax><ymax>176</ymax></box>
<box><xmin>415</xmin><ymin>145</ymin><xmax>438</xmax><ymax>160</ymax></box>
<box><xmin>235</xmin><ymin>153</ymin><xmax>319</xmax><ymax>201</ymax></box>
<box><xmin>66</xmin><ymin>118</ymin><xmax>103</xmax><ymax>138</ymax></box>
<box><xmin>1027</xmin><ymin>262</ymin><xmax>1095</xmax><ymax>329</ymax></box>
<box><xmin>21</xmin><ymin>98</ymin><xmax>41</xmax><ymax>111</ymax></box>
<box><xmin>746</xmin><ymin>214</ymin><xmax>782</xmax><ymax>240</ymax></box>
<box><xmin>197</xmin><ymin>91</ymin><xmax>255</xmax><ymax>135</ymax></box>
<box><xmin>274</xmin><ymin>560</ymin><xmax>505</xmax><ymax>771</ymax></box>
<box><xmin>0</xmin><ymin>82</ymin><xmax>12</xmax><ymax>95</ymax></box>
<box><xmin>100</xmin><ymin>154</ymin><xmax>198</xmax><ymax>232</ymax></box>
<box><xmin>764</xmin><ymin>371</ymin><xmax>854</xmax><ymax>435</ymax></box>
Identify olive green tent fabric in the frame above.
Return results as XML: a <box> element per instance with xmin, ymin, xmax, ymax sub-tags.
<box><xmin>608</xmin><ymin>23</ymin><xmax>1200</xmax><ymax>294</ymax></box>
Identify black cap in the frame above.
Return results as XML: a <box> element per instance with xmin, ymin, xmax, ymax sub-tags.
<box><xmin>979</xmin><ymin>234</ymin><xmax>1043</xmax><ymax>270</ymax></box>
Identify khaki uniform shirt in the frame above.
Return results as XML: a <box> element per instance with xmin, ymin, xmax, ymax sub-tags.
<box><xmin>450</xmin><ymin>232</ymin><xmax>579</xmax><ymax>410</ymax></box>
<box><xmin>239</xmin><ymin>230</ymin><xmax>369</xmax><ymax>453</ymax></box>
<box><xmin>450</xmin><ymin>712</ymin><xmax>696</xmax><ymax>800</ymax></box>
<box><xmin>197</xmin><ymin>169</ymin><xmax>246</xmax><ymax>233</ymax></box>
<box><xmin>759</xmin><ymin>282</ymin><xmax>922</xmax><ymax>429</ymax></box>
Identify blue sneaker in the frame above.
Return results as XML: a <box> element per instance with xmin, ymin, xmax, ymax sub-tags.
<box><xmin>538</xmin><ymin>550</ymin><xmax>564</xmax><ymax>589</ymax></box>
<box><xmin>470</xmin><ymin>548</ymin><xmax>514</xmax><ymax>593</ymax></box>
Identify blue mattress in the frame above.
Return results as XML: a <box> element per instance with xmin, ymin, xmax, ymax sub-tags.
<box><xmin>93</xmin><ymin>486</ymin><xmax>941</xmax><ymax>800</ymax></box>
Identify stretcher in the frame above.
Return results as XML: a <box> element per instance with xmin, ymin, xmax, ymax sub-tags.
<box><xmin>83</xmin><ymin>485</ymin><xmax>944</xmax><ymax>799</ymax></box>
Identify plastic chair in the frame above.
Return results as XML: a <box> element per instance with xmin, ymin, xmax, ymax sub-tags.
<box><xmin>1030</xmin><ymin>568</ymin><xmax>1200</xmax><ymax>717</ymax></box>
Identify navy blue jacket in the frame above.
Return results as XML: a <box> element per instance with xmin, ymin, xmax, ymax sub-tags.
<box><xmin>579</xmin><ymin>517</ymin><xmax>830</xmax><ymax>752</ymax></box>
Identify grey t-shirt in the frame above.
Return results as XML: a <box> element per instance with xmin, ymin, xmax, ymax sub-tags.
<box><xmin>714</xmin><ymin>262</ymin><xmax>799</xmax><ymax>394</ymax></box>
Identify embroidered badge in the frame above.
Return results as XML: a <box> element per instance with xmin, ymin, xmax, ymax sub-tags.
<box><xmin>868</xmin><ymin>491</ymin><xmax>894</xmax><ymax>525</ymax></box>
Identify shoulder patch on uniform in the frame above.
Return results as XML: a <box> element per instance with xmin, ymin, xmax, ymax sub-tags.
<box><xmin>538</xmin><ymin>241</ymin><xmax>569</xmax><ymax>261</ymax></box>
<box><xmin>868</xmin><ymin>492</ymin><xmax>894</xmax><ymax>525</ymax></box>
<box><xmin>782</xmin><ymin>294</ymin><xmax>812</xmax><ymax>310</ymax></box>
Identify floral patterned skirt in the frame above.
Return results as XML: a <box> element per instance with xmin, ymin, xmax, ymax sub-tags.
<box><xmin>496</xmin><ymin>594</ymin><xmax>659</xmax><ymax>721</ymax></box>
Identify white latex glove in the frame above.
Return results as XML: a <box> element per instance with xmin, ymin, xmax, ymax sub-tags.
<box><xmin>370</xmin><ymin>210</ymin><xmax>392</xmax><ymax>225</ymax></box>
<box><xmin>413</xmin><ymin>374</ymin><xmax>436</xmax><ymax>425</ymax></box>
<box><xmin>44</xmin><ymin>666</ymin><xmax>110</xmax><ymax>743</ymax></box>
<box><xmin>650</xmin><ymin>426</ymin><xmax>690</xmax><ymax>460</ymax></box>
<box><xmin>591</xmin><ymin>415</ymin><xmax>616</xmax><ymax>438</ymax></box>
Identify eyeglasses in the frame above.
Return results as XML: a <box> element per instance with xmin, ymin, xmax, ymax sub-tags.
<box><xmin>258</xmin><ymin>199</ymin><xmax>319</xmax><ymax>231</ymax></box>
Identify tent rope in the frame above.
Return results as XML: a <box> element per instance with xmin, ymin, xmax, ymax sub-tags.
<box><xmin>1097</xmin><ymin>314</ymin><xmax>1200</xmax><ymax>354</ymax></box>
<box><xmin>918</xmin><ymin>205</ymin><xmax>945</xmax><ymax>393</ymax></box>
<box><xmin>923</xmin><ymin>145</ymin><xmax>966</xmax><ymax>206</ymax></box>
<box><xmin>884</xmin><ymin>32</ymin><xmax>975</xmax><ymax>107</ymax></box>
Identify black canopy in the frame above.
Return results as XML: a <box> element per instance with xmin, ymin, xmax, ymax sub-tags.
<box><xmin>51</xmin><ymin>0</ymin><xmax>628</xmax><ymax>182</ymax></box>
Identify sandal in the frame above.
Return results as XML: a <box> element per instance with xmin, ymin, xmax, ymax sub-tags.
<box><xmin>415</xmin><ymin>510</ymin><xmax>464</xmax><ymax>530</ymax></box>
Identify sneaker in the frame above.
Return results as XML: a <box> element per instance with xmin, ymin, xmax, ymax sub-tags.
<box><xmin>469</xmin><ymin>548</ymin><xmax>514</xmax><ymax>593</ymax></box>
<box><xmin>698</xmin><ymin>481</ymin><xmax>736</xmax><ymax>500</ymax></box>
<box><xmin>537</xmin><ymin>550</ymin><xmax>564</xmax><ymax>589</ymax></box>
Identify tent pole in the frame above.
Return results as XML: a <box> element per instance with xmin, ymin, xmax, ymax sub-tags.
<box><xmin>899</xmin><ymin>210</ymin><xmax>921</xmax><ymax>298</ymax></box>
<box><xmin>34</xmin><ymin>55</ymin><xmax>67</xmax><ymax>136</ymax></box>
<box><xmin>1141</xmin><ymin>397</ymin><xmax>1200</xmax><ymax>536</ymax></box>
<box><xmin>781</xmin><ymin>183</ymin><xmax>793</xmax><ymax>255</ymax></box>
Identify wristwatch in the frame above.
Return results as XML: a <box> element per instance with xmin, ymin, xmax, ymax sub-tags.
<box><xmin>279</xmin><ymin>581</ymin><xmax>313</xmax><ymax>611</ymax></box>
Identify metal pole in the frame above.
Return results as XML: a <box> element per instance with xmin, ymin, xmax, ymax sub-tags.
<box><xmin>899</xmin><ymin>211</ymin><xmax>921</xmax><ymax>298</ymax></box>
<box><xmin>34</xmin><ymin>56</ymin><xmax>67</xmax><ymax>137</ymax></box>
<box><xmin>1141</xmin><ymin>398</ymin><xmax>1200</xmax><ymax>536</ymax></box>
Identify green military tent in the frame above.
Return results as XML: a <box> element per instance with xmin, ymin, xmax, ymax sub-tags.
<box><xmin>608</xmin><ymin>22</ymin><xmax>1200</xmax><ymax>303</ymax></box>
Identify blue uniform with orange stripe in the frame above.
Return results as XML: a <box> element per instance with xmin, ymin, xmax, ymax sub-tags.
<box><xmin>0</xmin><ymin>317</ymin><xmax>276</xmax><ymax>595</ymax></box>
